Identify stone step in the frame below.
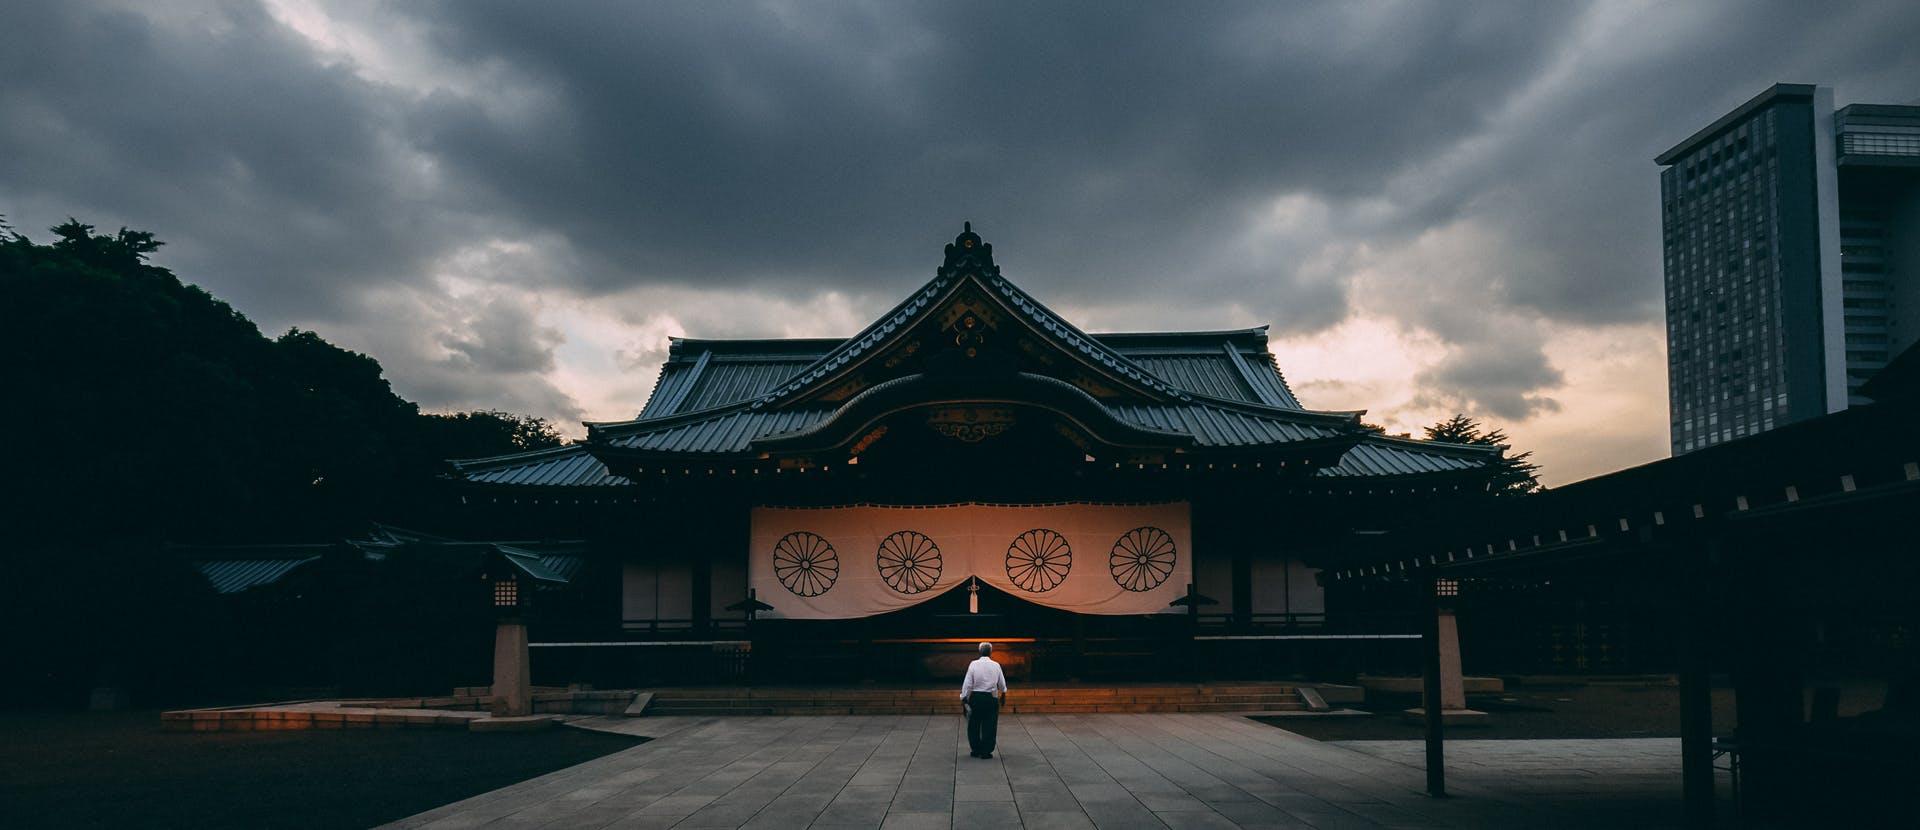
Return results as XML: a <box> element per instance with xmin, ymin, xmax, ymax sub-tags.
<box><xmin>643</xmin><ymin>700</ymin><xmax>1308</xmax><ymax>716</ymax></box>
<box><xmin>651</xmin><ymin>683</ymin><xmax>1295</xmax><ymax>694</ymax></box>
<box><xmin>642</xmin><ymin>683</ymin><xmax>1308</xmax><ymax>716</ymax></box>
<box><xmin>648</xmin><ymin>688</ymin><xmax>1298</xmax><ymax>702</ymax></box>
<box><xmin>649</xmin><ymin>695</ymin><xmax>1302</xmax><ymax>708</ymax></box>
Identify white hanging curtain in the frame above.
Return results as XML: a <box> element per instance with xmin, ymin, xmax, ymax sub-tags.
<box><xmin>748</xmin><ymin>502</ymin><xmax>1191</xmax><ymax>619</ymax></box>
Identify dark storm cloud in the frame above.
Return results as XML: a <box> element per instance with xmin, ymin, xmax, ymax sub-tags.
<box><xmin>4</xmin><ymin>0</ymin><xmax>1919</xmax><ymax>428</ymax></box>
<box><xmin>398</xmin><ymin>0</ymin><xmax>1579</xmax><ymax>314</ymax></box>
<box><xmin>1414</xmin><ymin>333</ymin><xmax>1567</xmax><ymax>421</ymax></box>
<box><xmin>0</xmin><ymin>1</ymin><xmax>459</xmax><ymax>318</ymax></box>
<box><xmin>438</xmin><ymin>295</ymin><xmax>561</xmax><ymax>375</ymax></box>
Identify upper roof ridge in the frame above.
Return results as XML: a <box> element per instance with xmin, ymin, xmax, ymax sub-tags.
<box><xmin>943</xmin><ymin>221</ymin><xmax>995</xmax><ymax>272</ymax></box>
<box><xmin>744</xmin><ymin>223</ymin><xmax>1198</xmax><ymax>411</ymax></box>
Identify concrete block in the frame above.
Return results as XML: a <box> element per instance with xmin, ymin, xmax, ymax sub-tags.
<box><xmin>1297</xmin><ymin>688</ymin><xmax>1330</xmax><ymax>711</ymax></box>
<box><xmin>1311</xmin><ymin>683</ymin><xmax>1366</xmax><ymax>704</ymax></box>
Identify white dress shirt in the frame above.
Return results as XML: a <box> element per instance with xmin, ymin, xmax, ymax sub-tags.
<box><xmin>961</xmin><ymin>656</ymin><xmax>1008</xmax><ymax>699</ymax></box>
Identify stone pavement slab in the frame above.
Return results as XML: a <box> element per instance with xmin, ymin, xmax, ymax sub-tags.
<box><xmin>381</xmin><ymin>714</ymin><xmax>1712</xmax><ymax>829</ymax></box>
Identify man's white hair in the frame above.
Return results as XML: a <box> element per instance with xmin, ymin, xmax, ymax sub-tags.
<box><xmin>979</xmin><ymin>642</ymin><xmax>993</xmax><ymax>656</ymax></box>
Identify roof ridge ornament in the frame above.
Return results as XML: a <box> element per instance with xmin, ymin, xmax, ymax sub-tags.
<box><xmin>943</xmin><ymin>221</ymin><xmax>995</xmax><ymax>272</ymax></box>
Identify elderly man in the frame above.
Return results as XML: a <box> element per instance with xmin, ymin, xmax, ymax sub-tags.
<box><xmin>961</xmin><ymin>641</ymin><xmax>1008</xmax><ymax>759</ymax></box>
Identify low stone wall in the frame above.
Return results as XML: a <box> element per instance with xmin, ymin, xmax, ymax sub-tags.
<box><xmin>534</xmin><ymin>690</ymin><xmax>635</xmax><ymax>715</ymax></box>
<box><xmin>353</xmin><ymin>688</ymin><xmax>636</xmax><ymax>715</ymax></box>
<box><xmin>346</xmin><ymin>695</ymin><xmax>490</xmax><ymax>711</ymax></box>
<box><xmin>160</xmin><ymin>705</ymin><xmax>485</xmax><ymax>732</ymax></box>
<box><xmin>161</xmin><ymin>688</ymin><xmax>637</xmax><ymax>732</ymax></box>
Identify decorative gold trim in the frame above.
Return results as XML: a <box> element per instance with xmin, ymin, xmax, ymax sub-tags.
<box><xmin>926</xmin><ymin>406</ymin><xmax>1016</xmax><ymax>443</ymax></box>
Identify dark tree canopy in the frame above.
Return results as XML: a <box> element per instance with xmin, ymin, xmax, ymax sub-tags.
<box><xmin>1424</xmin><ymin>413</ymin><xmax>1544</xmax><ymax>497</ymax></box>
<box><xmin>0</xmin><ymin>220</ymin><xmax>565</xmax><ymax>544</ymax></box>
<box><xmin>421</xmin><ymin>410</ymin><xmax>565</xmax><ymax>460</ymax></box>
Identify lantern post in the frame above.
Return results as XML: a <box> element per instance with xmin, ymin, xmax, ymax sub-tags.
<box><xmin>485</xmin><ymin>569</ymin><xmax>532</xmax><ymax>717</ymax></box>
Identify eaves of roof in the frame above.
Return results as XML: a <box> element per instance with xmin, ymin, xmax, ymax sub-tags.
<box><xmin>750</xmin><ymin>372</ymin><xmax>1196</xmax><ymax>453</ymax></box>
<box><xmin>589</xmin><ymin>369</ymin><xmax>1360</xmax><ymax>457</ymax></box>
<box><xmin>592</xmin><ymin>405</ymin><xmax>832</xmax><ymax>455</ymax></box>
<box><xmin>636</xmin><ymin>316</ymin><xmax>1321</xmax><ymax>422</ymax></box>
<box><xmin>1316</xmin><ymin>434</ymin><xmax>1498</xmax><ymax>478</ymax></box>
<box><xmin>1092</xmin><ymin>326</ymin><xmax>1272</xmax><ymax>350</ymax></box>
<box><xmin>495</xmin><ymin>545</ymin><xmax>571</xmax><ymax>583</ymax></box>
<box><xmin>194</xmin><ymin>556</ymin><xmax>322</xmax><ymax>594</ymax></box>
<box><xmin>449</xmin><ymin>443</ymin><xmax>632</xmax><ymax>487</ymax></box>
<box><xmin>982</xmin><ymin>273</ymin><xmax>1193</xmax><ymax>403</ymax></box>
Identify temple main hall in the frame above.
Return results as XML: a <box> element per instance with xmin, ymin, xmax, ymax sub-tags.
<box><xmin>443</xmin><ymin>225</ymin><xmax>1503</xmax><ymax>683</ymax></box>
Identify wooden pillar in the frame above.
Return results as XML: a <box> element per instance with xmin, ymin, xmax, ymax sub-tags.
<box><xmin>692</xmin><ymin>541</ymin><xmax>713</xmax><ymax>637</ymax></box>
<box><xmin>691</xmin><ymin>498</ymin><xmax>740</xmax><ymax>638</ymax></box>
<box><xmin>1423</xmin><ymin>577</ymin><xmax>1447</xmax><ymax>798</ymax></box>
<box><xmin>1186</xmin><ymin>583</ymin><xmax>1203</xmax><ymax>681</ymax></box>
<box><xmin>1231</xmin><ymin>547</ymin><xmax>1252</xmax><ymax>629</ymax></box>
<box><xmin>1677</xmin><ymin>540</ymin><xmax>1715</xmax><ymax>829</ymax></box>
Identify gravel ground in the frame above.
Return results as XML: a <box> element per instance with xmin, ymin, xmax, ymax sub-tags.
<box><xmin>1259</xmin><ymin>682</ymin><xmax>1741</xmax><ymax>741</ymax></box>
<box><xmin>1</xmin><ymin>709</ymin><xmax>643</xmax><ymax>829</ymax></box>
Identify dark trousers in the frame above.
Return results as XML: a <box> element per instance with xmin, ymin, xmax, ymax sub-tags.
<box><xmin>967</xmin><ymin>691</ymin><xmax>1000</xmax><ymax>756</ymax></box>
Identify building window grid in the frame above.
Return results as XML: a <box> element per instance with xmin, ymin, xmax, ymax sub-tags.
<box><xmin>1664</xmin><ymin>110</ymin><xmax>1801</xmax><ymax>453</ymax></box>
<box><xmin>1840</xmin><ymin>132</ymin><xmax>1920</xmax><ymax>156</ymax></box>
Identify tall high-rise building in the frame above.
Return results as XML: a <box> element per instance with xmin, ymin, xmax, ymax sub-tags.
<box><xmin>1658</xmin><ymin>84</ymin><xmax>1920</xmax><ymax>455</ymax></box>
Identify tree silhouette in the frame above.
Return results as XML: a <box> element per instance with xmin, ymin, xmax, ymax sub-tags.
<box><xmin>1424</xmin><ymin>414</ymin><xmax>1544</xmax><ymax>497</ymax></box>
<box><xmin>0</xmin><ymin>219</ymin><xmax>564</xmax><ymax>541</ymax></box>
<box><xmin>2</xmin><ymin>219</ymin><xmax>575</xmax><ymax>704</ymax></box>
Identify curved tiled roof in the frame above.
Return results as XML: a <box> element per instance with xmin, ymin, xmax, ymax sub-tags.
<box><xmin>980</xmin><ymin>274</ymin><xmax>1192</xmax><ymax>403</ymax></box>
<box><xmin>451</xmin><ymin>444</ymin><xmax>630</xmax><ymax>487</ymax></box>
<box><xmin>640</xmin><ymin>330</ymin><xmax>1303</xmax><ymax>420</ymax></box>
<box><xmin>195</xmin><ymin>555</ymin><xmax>323</xmax><ymax>594</ymax></box>
<box><xmin>1315</xmin><ymin>436</ymin><xmax>1497</xmax><ymax>478</ymax></box>
<box><xmin>751</xmin><ymin>279</ymin><xmax>956</xmax><ymax>408</ymax></box>
<box><xmin>451</xmin><ymin>229</ymin><xmax>1494</xmax><ymax>486</ymax></box>
<box><xmin>1105</xmin><ymin>402</ymin><xmax>1344</xmax><ymax>446</ymax></box>
<box><xmin>599</xmin><ymin>408</ymin><xmax>834</xmax><ymax>454</ymax></box>
<box><xmin>747</xmin><ymin>229</ymin><xmax>1195</xmax><ymax>411</ymax></box>
<box><xmin>587</xmin><ymin>366</ymin><xmax>1356</xmax><ymax>457</ymax></box>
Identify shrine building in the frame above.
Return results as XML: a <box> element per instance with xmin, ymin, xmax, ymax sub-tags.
<box><xmin>442</xmin><ymin>225</ymin><xmax>1504</xmax><ymax>683</ymax></box>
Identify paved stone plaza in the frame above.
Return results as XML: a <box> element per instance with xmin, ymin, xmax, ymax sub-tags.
<box><xmin>384</xmin><ymin>714</ymin><xmax>1703</xmax><ymax>829</ymax></box>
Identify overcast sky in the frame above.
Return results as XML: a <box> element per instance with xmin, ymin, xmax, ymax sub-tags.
<box><xmin>5</xmin><ymin>1</ymin><xmax>1918</xmax><ymax>484</ymax></box>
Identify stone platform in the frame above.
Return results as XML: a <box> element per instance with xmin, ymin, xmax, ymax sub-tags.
<box><xmin>382</xmin><ymin>713</ymin><xmax>1715</xmax><ymax>829</ymax></box>
<box><xmin>645</xmin><ymin>683</ymin><xmax>1316</xmax><ymax>717</ymax></box>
